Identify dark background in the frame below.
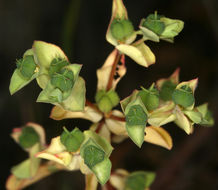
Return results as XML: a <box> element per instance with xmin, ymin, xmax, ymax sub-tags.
<box><xmin>1</xmin><ymin>0</ymin><xmax>218</xmax><ymax>189</ymax></box>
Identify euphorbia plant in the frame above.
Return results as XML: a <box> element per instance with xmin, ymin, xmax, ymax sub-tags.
<box><xmin>6</xmin><ymin>0</ymin><xmax>214</xmax><ymax>189</ymax></box>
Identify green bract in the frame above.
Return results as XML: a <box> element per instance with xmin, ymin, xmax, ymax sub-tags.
<box><xmin>111</xmin><ymin>19</ymin><xmax>134</xmax><ymax>41</ymax></box>
<box><xmin>60</xmin><ymin>127</ymin><xmax>84</xmax><ymax>152</ymax></box>
<box><xmin>138</xmin><ymin>85</ymin><xmax>159</xmax><ymax>111</ymax></box>
<box><xmin>19</xmin><ymin>127</ymin><xmax>40</xmax><ymax>149</ymax></box>
<box><xmin>160</xmin><ymin>80</ymin><xmax>176</xmax><ymax>101</ymax></box>
<box><xmin>142</xmin><ymin>13</ymin><xmax>165</xmax><ymax>35</ymax></box>
<box><xmin>16</xmin><ymin>55</ymin><xmax>37</xmax><ymax>79</ymax></box>
<box><xmin>126</xmin><ymin>105</ymin><xmax>147</xmax><ymax>126</ymax></box>
<box><xmin>125</xmin><ymin>171</ymin><xmax>156</xmax><ymax>190</ymax></box>
<box><xmin>172</xmin><ymin>85</ymin><xmax>195</xmax><ymax>108</ymax></box>
<box><xmin>95</xmin><ymin>89</ymin><xmax>120</xmax><ymax>113</ymax></box>
<box><xmin>84</xmin><ymin>145</ymin><xmax>105</xmax><ymax>168</ymax></box>
<box><xmin>123</xmin><ymin>96</ymin><xmax>148</xmax><ymax>147</ymax></box>
<box><xmin>48</xmin><ymin>58</ymin><xmax>69</xmax><ymax>76</ymax></box>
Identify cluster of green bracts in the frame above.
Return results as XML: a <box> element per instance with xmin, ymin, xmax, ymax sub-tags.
<box><xmin>9</xmin><ymin>41</ymin><xmax>86</xmax><ymax>112</ymax></box>
<box><xmin>121</xmin><ymin>70</ymin><xmax>214</xmax><ymax>147</ymax></box>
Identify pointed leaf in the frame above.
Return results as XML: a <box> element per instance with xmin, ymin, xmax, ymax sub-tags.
<box><xmin>92</xmin><ymin>158</ymin><xmax>112</xmax><ymax>185</ymax></box>
<box><xmin>116</xmin><ymin>42</ymin><xmax>155</xmax><ymax>67</ymax></box>
<box><xmin>174</xmin><ymin>106</ymin><xmax>193</xmax><ymax>134</ymax></box>
<box><xmin>50</xmin><ymin>105</ymin><xmax>102</xmax><ymax>123</ymax></box>
<box><xmin>144</xmin><ymin>126</ymin><xmax>173</xmax><ymax>150</ymax></box>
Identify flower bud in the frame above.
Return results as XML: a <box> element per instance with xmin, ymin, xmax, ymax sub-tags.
<box><xmin>60</xmin><ymin>127</ymin><xmax>84</xmax><ymax>152</ymax></box>
<box><xmin>107</xmin><ymin>90</ymin><xmax>120</xmax><ymax>107</ymax></box>
<box><xmin>16</xmin><ymin>55</ymin><xmax>36</xmax><ymax>79</ymax></box>
<box><xmin>84</xmin><ymin>145</ymin><xmax>105</xmax><ymax>168</ymax></box>
<box><xmin>95</xmin><ymin>89</ymin><xmax>120</xmax><ymax>113</ymax></box>
<box><xmin>111</xmin><ymin>19</ymin><xmax>134</xmax><ymax>41</ymax></box>
<box><xmin>18</xmin><ymin>127</ymin><xmax>40</xmax><ymax>148</ymax></box>
<box><xmin>142</xmin><ymin>13</ymin><xmax>165</xmax><ymax>35</ymax></box>
<box><xmin>172</xmin><ymin>85</ymin><xmax>195</xmax><ymax>108</ymax></box>
<box><xmin>159</xmin><ymin>80</ymin><xmax>176</xmax><ymax>101</ymax></box>
<box><xmin>97</xmin><ymin>96</ymin><xmax>113</xmax><ymax>113</ymax></box>
<box><xmin>138</xmin><ymin>86</ymin><xmax>159</xmax><ymax>111</ymax></box>
<box><xmin>48</xmin><ymin>58</ymin><xmax>69</xmax><ymax>76</ymax></box>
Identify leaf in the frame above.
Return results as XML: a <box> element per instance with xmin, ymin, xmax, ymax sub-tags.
<box><xmin>160</xmin><ymin>17</ymin><xmax>184</xmax><ymax>39</ymax></box>
<box><xmin>183</xmin><ymin>110</ymin><xmax>202</xmax><ymax>124</ymax></box>
<box><xmin>110</xmin><ymin>169</ymin><xmax>129</xmax><ymax>190</ymax></box>
<box><xmin>116</xmin><ymin>42</ymin><xmax>155</xmax><ymax>67</ymax></box>
<box><xmin>83</xmin><ymin>130</ymin><xmax>113</xmax><ymax>157</ymax></box>
<box><xmin>11</xmin><ymin>143</ymin><xmax>41</xmax><ymax>179</ymax></box>
<box><xmin>9</xmin><ymin>69</ymin><xmax>38</xmax><ymax>95</ymax></box>
<box><xmin>105</xmin><ymin>110</ymin><xmax>126</xmax><ymax>135</ymax></box>
<box><xmin>196</xmin><ymin>103</ymin><xmax>214</xmax><ymax>126</ymax></box>
<box><xmin>124</xmin><ymin>96</ymin><xmax>148</xmax><ymax>147</ymax></box>
<box><xmin>144</xmin><ymin>126</ymin><xmax>173</xmax><ymax>150</ymax></box>
<box><xmin>139</xmin><ymin>24</ymin><xmax>160</xmax><ymax>42</ymax></box>
<box><xmin>33</xmin><ymin>41</ymin><xmax>68</xmax><ymax>69</ymax></box>
<box><xmin>92</xmin><ymin>158</ymin><xmax>112</xmax><ymax>185</ymax></box>
<box><xmin>174</xmin><ymin>106</ymin><xmax>193</xmax><ymax>134</ymax></box>
<box><xmin>50</xmin><ymin>105</ymin><xmax>102</xmax><ymax>123</ymax></box>
<box><xmin>125</xmin><ymin>171</ymin><xmax>156</xmax><ymax>190</ymax></box>
<box><xmin>85</xmin><ymin>174</ymin><xmax>98</xmax><ymax>190</ymax></box>
<box><xmin>120</xmin><ymin>90</ymin><xmax>138</xmax><ymax>112</ymax></box>
<box><xmin>97</xmin><ymin>49</ymin><xmax>126</xmax><ymax>90</ymax></box>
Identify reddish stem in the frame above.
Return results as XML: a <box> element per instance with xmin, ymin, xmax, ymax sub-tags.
<box><xmin>106</xmin><ymin>50</ymin><xmax>121</xmax><ymax>91</ymax></box>
<box><xmin>96</xmin><ymin>119</ymin><xmax>105</xmax><ymax>133</ymax></box>
<box><xmin>109</xmin><ymin>114</ymin><xmax>126</xmax><ymax>122</ymax></box>
<box><xmin>85</xmin><ymin>100</ymin><xmax>101</xmax><ymax>114</ymax></box>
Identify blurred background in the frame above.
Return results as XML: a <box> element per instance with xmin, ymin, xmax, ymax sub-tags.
<box><xmin>0</xmin><ymin>0</ymin><xmax>218</xmax><ymax>189</ymax></box>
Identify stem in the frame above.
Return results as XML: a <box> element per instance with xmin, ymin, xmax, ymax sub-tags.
<box><xmin>85</xmin><ymin>100</ymin><xmax>102</xmax><ymax>114</ymax></box>
<box><xmin>109</xmin><ymin>114</ymin><xmax>126</xmax><ymax>122</ymax></box>
<box><xmin>96</xmin><ymin>119</ymin><xmax>105</xmax><ymax>133</ymax></box>
<box><xmin>106</xmin><ymin>50</ymin><xmax>121</xmax><ymax>91</ymax></box>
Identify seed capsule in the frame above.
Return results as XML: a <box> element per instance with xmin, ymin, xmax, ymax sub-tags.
<box><xmin>48</xmin><ymin>58</ymin><xmax>69</xmax><ymax>76</ymax></box>
<box><xmin>16</xmin><ymin>55</ymin><xmax>36</xmax><ymax>79</ymax></box>
<box><xmin>51</xmin><ymin>68</ymin><xmax>74</xmax><ymax>92</ymax></box>
<box><xmin>18</xmin><ymin>127</ymin><xmax>39</xmax><ymax>148</ymax></box>
<box><xmin>97</xmin><ymin>96</ymin><xmax>113</xmax><ymax>113</ymax></box>
<box><xmin>138</xmin><ymin>87</ymin><xmax>159</xmax><ymax>111</ymax></box>
<box><xmin>60</xmin><ymin>127</ymin><xmax>84</xmax><ymax>152</ymax></box>
<box><xmin>111</xmin><ymin>19</ymin><xmax>134</xmax><ymax>41</ymax></box>
<box><xmin>106</xmin><ymin>90</ymin><xmax>120</xmax><ymax>107</ymax></box>
<box><xmin>172</xmin><ymin>85</ymin><xmax>195</xmax><ymax>108</ymax></box>
<box><xmin>142</xmin><ymin>13</ymin><xmax>165</xmax><ymax>35</ymax></box>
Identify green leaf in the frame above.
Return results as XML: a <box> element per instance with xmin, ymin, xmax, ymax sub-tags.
<box><xmin>83</xmin><ymin>130</ymin><xmax>113</xmax><ymax>157</ymax></box>
<box><xmin>172</xmin><ymin>85</ymin><xmax>195</xmax><ymax>108</ymax></box>
<box><xmin>9</xmin><ymin>69</ymin><xmax>38</xmax><ymax>95</ymax></box>
<box><xmin>160</xmin><ymin>17</ymin><xmax>184</xmax><ymax>39</ymax></box>
<box><xmin>11</xmin><ymin>159</ymin><xmax>31</xmax><ymax>179</ymax></box>
<box><xmin>196</xmin><ymin>104</ymin><xmax>214</xmax><ymax>126</ymax></box>
<box><xmin>33</xmin><ymin>41</ymin><xmax>68</xmax><ymax>69</ymax></box>
<box><xmin>183</xmin><ymin>110</ymin><xmax>202</xmax><ymax>124</ymax></box>
<box><xmin>84</xmin><ymin>144</ymin><xmax>105</xmax><ymax>168</ymax></box>
<box><xmin>92</xmin><ymin>158</ymin><xmax>112</xmax><ymax>185</ymax></box>
<box><xmin>126</xmin><ymin>105</ymin><xmax>147</xmax><ymax>126</ymax></box>
<box><xmin>125</xmin><ymin>171</ymin><xmax>156</xmax><ymax>190</ymax></box>
<box><xmin>124</xmin><ymin>96</ymin><xmax>148</xmax><ymax>147</ymax></box>
<box><xmin>159</xmin><ymin>80</ymin><xmax>176</xmax><ymax>101</ymax></box>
